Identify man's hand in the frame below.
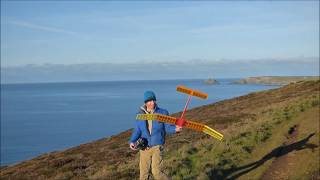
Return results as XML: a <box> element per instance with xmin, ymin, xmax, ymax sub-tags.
<box><xmin>175</xmin><ymin>126</ymin><xmax>182</xmax><ymax>133</ymax></box>
<box><xmin>129</xmin><ymin>142</ymin><xmax>137</xmax><ymax>151</ymax></box>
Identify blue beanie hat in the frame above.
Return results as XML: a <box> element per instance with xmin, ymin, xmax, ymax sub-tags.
<box><xmin>144</xmin><ymin>91</ymin><xmax>156</xmax><ymax>103</ymax></box>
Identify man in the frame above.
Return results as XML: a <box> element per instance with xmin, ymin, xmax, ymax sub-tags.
<box><xmin>129</xmin><ymin>90</ymin><xmax>182</xmax><ymax>180</ymax></box>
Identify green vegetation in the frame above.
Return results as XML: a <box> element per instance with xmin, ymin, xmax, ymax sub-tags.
<box><xmin>162</xmin><ymin>93</ymin><xmax>319</xmax><ymax>180</ymax></box>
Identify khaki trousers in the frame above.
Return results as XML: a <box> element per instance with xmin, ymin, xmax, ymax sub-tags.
<box><xmin>139</xmin><ymin>145</ymin><xmax>170</xmax><ymax>180</ymax></box>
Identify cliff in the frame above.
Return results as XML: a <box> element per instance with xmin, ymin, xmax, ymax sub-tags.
<box><xmin>234</xmin><ymin>76</ymin><xmax>319</xmax><ymax>85</ymax></box>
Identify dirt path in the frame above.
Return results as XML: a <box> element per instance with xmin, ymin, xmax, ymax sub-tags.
<box><xmin>260</xmin><ymin>106</ymin><xmax>320</xmax><ymax>180</ymax></box>
<box><xmin>261</xmin><ymin>125</ymin><xmax>299</xmax><ymax>180</ymax></box>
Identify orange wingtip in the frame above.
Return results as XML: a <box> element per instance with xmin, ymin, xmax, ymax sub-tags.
<box><xmin>176</xmin><ymin>86</ymin><xmax>208</xmax><ymax>99</ymax></box>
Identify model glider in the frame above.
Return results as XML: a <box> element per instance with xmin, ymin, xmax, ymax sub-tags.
<box><xmin>136</xmin><ymin>86</ymin><xmax>223</xmax><ymax>141</ymax></box>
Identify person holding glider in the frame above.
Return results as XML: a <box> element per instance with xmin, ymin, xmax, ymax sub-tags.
<box><xmin>130</xmin><ymin>87</ymin><xmax>223</xmax><ymax>180</ymax></box>
<box><xmin>136</xmin><ymin>86</ymin><xmax>223</xmax><ymax>140</ymax></box>
<box><xmin>129</xmin><ymin>90</ymin><xmax>182</xmax><ymax>180</ymax></box>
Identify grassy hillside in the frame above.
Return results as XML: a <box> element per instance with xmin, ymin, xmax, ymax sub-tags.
<box><xmin>234</xmin><ymin>76</ymin><xmax>319</xmax><ymax>85</ymax></box>
<box><xmin>1</xmin><ymin>80</ymin><xmax>319</xmax><ymax>180</ymax></box>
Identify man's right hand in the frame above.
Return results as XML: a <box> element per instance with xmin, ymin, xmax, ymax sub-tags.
<box><xmin>129</xmin><ymin>143</ymin><xmax>137</xmax><ymax>151</ymax></box>
<box><xmin>175</xmin><ymin>126</ymin><xmax>182</xmax><ymax>133</ymax></box>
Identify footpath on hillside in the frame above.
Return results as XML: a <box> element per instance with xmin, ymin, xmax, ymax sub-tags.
<box><xmin>261</xmin><ymin>107</ymin><xmax>319</xmax><ymax>180</ymax></box>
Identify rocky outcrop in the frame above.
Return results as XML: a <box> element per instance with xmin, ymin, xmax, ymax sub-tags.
<box><xmin>203</xmin><ymin>78</ymin><xmax>219</xmax><ymax>85</ymax></box>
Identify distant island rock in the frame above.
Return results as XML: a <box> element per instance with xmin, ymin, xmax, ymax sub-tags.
<box><xmin>234</xmin><ymin>76</ymin><xmax>319</xmax><ymax>85</ymax></box>
<box><xmin>203</xmin><ymin>78</ymin><xmax>219</xmax><ymax>85</ymax></box>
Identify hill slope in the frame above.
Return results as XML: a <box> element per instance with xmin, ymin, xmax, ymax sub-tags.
<box><xmin>1</xmin><ymin>80</ymin><xmax>319</xmax><ymax>180</ymax></box>
<box><xmin>234</xmin><ymin>76</ymin><xmax>319</xmax><ymax>85</ymax></box>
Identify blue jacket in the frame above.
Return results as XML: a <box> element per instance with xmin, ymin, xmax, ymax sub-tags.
<box><xmin>129</xmin><ymin>106</ymin><xmax>176</xmax><ymax>147</ymax></box>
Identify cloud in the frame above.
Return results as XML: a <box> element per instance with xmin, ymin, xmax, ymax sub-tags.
<box><xmin>8</xmin><ymin>20</ymin><xmax>77</xmax><ymax>35</ymax></box>
<box><xmin>1</xmin><ymin>57</ymin><xmax>318</xmax><ymax>84</ymax></box>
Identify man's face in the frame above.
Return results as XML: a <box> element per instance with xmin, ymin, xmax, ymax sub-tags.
<box><xmin>145</xmin><ymin>100</ymin><xmax>156</xmax><ymax>110</ymax></box>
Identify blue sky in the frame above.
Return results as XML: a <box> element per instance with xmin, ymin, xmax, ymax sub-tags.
<box><xmin>1</xmin><ymin>1</ymin><xmax>319</xmax><ymax>67</ymax></box>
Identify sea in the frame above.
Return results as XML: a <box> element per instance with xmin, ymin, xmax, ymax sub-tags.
<box><xmin>1</xmin><ymin>79</ymin><xmax>279</xmax><ymax>166</ymax></box>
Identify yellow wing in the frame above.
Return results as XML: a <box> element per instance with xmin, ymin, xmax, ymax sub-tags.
<box><xmin>136</xmin><ymin>113</ymin><xmax>177</xmax><ymax>124</ymax></box>
<box><xmin>136</xmin><ymin>114</ymin><xmax>223</xmax><ymax>141</ymax></box>
<box><xmin>185</xmin><ymin>120</ymin><xmax>224</xmax><ymax>141</ymax></box>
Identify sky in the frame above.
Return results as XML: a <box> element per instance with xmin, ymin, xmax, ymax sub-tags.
<box><xmin>0</xmin><ymin>1</ymin><xmax>319</xmax><ymax>83</ymax></box>
<box><xmin>1</xmin><ymin>1</ymin><xmax>319</xmax><ymax>66</ymax></box>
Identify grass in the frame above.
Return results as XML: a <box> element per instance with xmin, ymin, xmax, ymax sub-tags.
<box><xmin>164</xmin><ymin>92</ymin><xmax>319</xmax><ymax>180</ymax></box>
